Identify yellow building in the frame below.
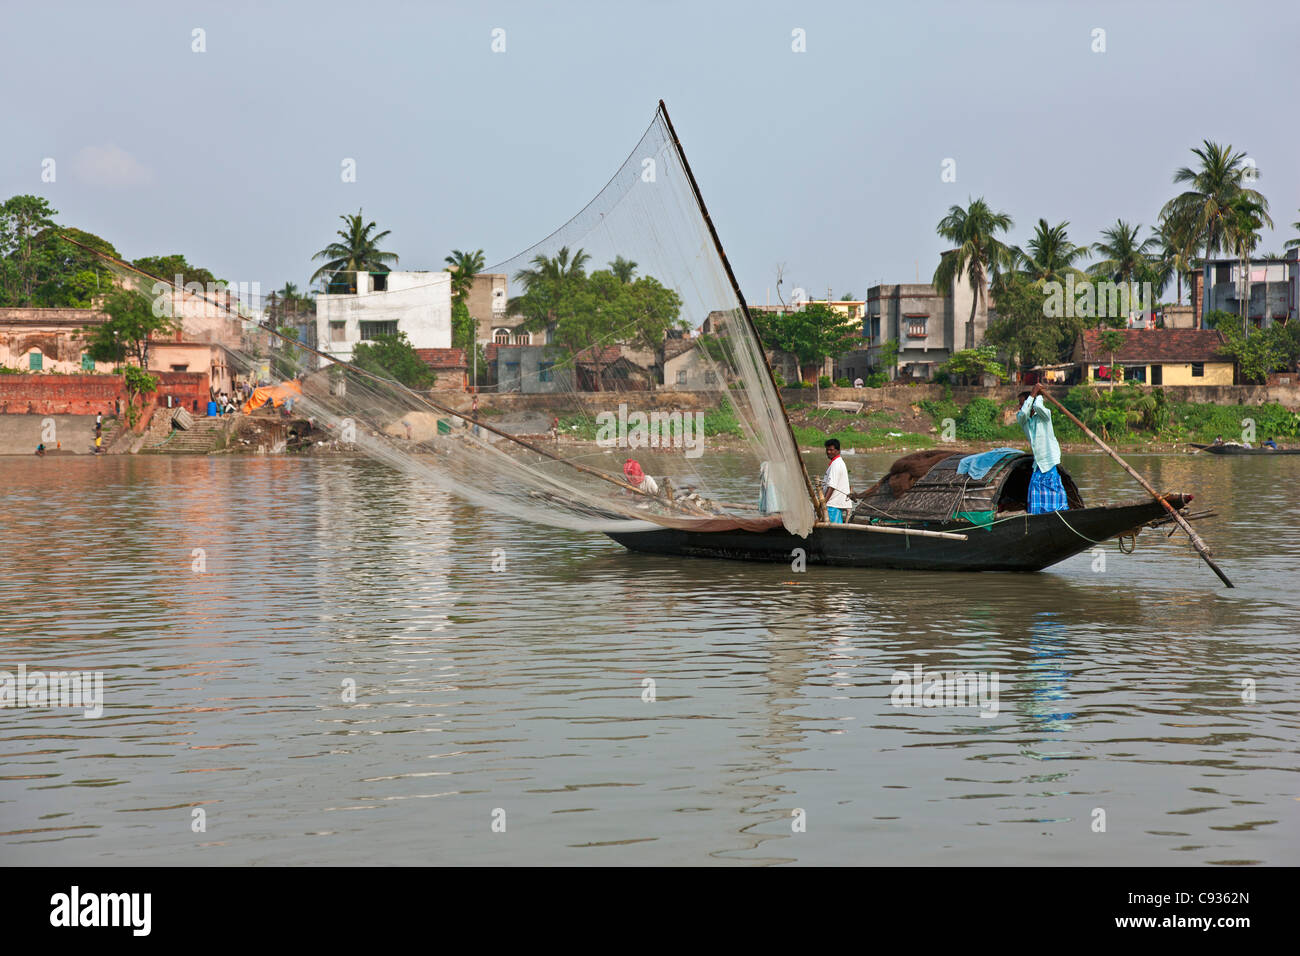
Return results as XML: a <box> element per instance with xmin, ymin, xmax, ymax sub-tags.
<box><xmin>1073</xmin><ymin>329</ymin><xmax>1234</xmax><ymax>386</ymax></box>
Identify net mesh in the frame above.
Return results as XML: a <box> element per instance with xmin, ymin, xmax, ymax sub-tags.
<box><xmin>97</xmin><ymin>104</ymin><xmax>817</xmax><ymax>538</ymax></box>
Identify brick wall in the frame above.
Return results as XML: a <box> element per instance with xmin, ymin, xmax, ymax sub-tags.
<box><xmin>0</xmin><ymin>371</ymin><xmax>210</xmax><ymax>416</ymax></box>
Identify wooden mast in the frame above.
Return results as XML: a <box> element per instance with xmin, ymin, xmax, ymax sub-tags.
<box><xmin>656</xmin><ymin>99</ymin><xmax>824</xmax><ymax>524</ymax></box>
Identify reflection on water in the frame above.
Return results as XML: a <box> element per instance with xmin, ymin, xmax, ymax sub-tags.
<box><xmin>0</xmin><ymin>453</ymin><xmax>1296</xmax><ymax>865</ymax></box>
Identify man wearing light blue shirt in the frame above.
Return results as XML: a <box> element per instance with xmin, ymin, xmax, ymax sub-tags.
<box><xmin>1016</xmin><ymin>383</ymin><xmax>1067</xmax><ymax>514</ymax></box>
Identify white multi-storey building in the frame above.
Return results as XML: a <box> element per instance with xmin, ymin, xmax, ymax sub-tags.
<box><xmin>316</xmin><ymin>271</ymin><xmax>452</xmax><ymax>364</ymax></box>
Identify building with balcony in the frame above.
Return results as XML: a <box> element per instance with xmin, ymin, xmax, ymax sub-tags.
<box><xmin>316</xmin><ymin>271</ymin><xmax>452</xmax><ymax>364</ymax></box>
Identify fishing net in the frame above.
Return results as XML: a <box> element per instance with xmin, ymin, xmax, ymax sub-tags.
<box><xmin>94</xmin><ymin>103</ymin><xmax>818</xmax><ymax>537</ymax></box>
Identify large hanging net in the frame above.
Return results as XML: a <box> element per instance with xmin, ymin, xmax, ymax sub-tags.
<box><xmin>90</xmin><ymin>102</ymin><xmax>818</xmax><ymax>538</ymax></box>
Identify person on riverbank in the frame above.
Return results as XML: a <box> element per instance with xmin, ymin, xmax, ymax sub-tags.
<box><xmin>1017</xmin><ymin>383</ymin><xmax>1066</xmax><ymax>514</ymax></box>
<box><xmin>821</xmin><ymin>438</ymin><xmax>852</xmax><ymax>523</ymax></box>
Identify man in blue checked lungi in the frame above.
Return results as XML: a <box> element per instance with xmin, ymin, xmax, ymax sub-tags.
<box><xmin>1017</xmin><ymin>383</ymin><xmax>1068</xmax><ymax>515</ymax></box>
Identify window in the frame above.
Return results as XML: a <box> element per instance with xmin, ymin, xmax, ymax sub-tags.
<box><xmin>905</xmin><ymin>316</ymin><xmax>928</xmax><ymax>338</ymax></box>
<box><xmin>494</xmin><ymin>328</ymin><xmax>510</xmax><ymax>344</ymax></box>
<box><xmin>1124</xmin><ymin>365</ymin><xmax>1146</xmax><ymax>383</ymax></box>
<box><xmin>359</xmin><ymin>320</ymin><xmax>398</xmax><ymax>341</ymax></box>
<box><xmin>512</xmin><ymin>332</ymin><xmax>530</xmax><ymax>345</ymax></box>
<box><xmin>330</xmin><ymin>322</ymin><xmax>347</xmax><ymax>342</ymax></box>
<box><xmin>504</xmin><ymin>361</ymin><xmax>520</xmax><ymax>382</ymax></box>
<box><xmin>538</xmin><ymin>362</ymin><xmax>554</xmax><ymax>383</ymax></box>
<box><xmin>29</xmin><ymin>351</ymin><xmax>42</xmax><ymax>371</ymax></box>
<box><xmin>676</xmin><ymin>370</ymin><xmax>687</xmax><ymax>385</ymax></box>
<box><xmin>371</xmin><ymin>272</ymin><xmax>388</xmax><ymax>292</ymax></box>
<box><xmin>170</xmin><ymin>364</ymin><xmax>189</xmax><ymax>372</ymax></box>
<box><xmin>1215</xmin><ymin>263</ymin><xmax>1232</xmax><ymax>284</ymax></box>
<box><xmin>704</xmin><ymin>370</ymin><xmax>718</xmax><ymax>385</ymax></box>
<box><xmin>1191</xmin><ymin>362</ymin><xmax>1205</xmax><ymax>377</ymax></box>
<box><xmin>81</xmin><ymin>353</ymin><xmax>94</xmax><ymax>371</ymax></box>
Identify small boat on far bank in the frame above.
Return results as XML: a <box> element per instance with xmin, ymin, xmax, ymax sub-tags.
<box><xmin>1189</xmin><ymin>443</ymin><xmax>1300</xmax><ymax>456</ymax></box>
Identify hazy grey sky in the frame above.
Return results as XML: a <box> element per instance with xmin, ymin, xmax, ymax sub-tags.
<box><xmin>3</xmin><ymin>0</ymin><xmax>1296</xmax><ymax>303</ymax></box>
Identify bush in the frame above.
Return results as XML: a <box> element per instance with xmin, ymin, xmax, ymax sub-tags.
<box><xmin>863</xmin><ymin>371</ymin><xmax>888</xmax><ymax>388</ymax></box>
<box><xmin>818</xmin><ymin>375</ymin><xmax>832</xmax><ymax>388</ymax></box>
<box><xmin>955</xmin><ymin>396</ymin><xmax>1001</xmax><ymax>440</ymax></box>
<box><xmin>835</xmin><ymin>378</ymin><xmax>850</xmax><ymax>388</ymax></box>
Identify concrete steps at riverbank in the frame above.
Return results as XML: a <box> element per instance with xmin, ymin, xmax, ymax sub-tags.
<box><xmin>139</xmin><ymin>416</ymin><xmax>230</xmax><ymax>454</ymax></box>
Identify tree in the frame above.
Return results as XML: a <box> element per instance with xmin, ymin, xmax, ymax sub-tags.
<box><xmin>1088</xmin><ymin>220</ymin><xmax>1157</xmax><ymax>284</ymax></box>
<box><xmin>609</xmin><ymin>256</ymin><xmax>638</xmax><ymax>283</ymax></box>
<box><xmin>121</xmin><ymin>365</ymin><xmax>159</xmax><ymax>427</ymax></box>
<box><xmin>350</xmin><ymin>332</ymin><xmax>436</xmax><ymax>389</ymax></box>
<box><xmin>80</xmin><ymin>288</ymin><xmax>175</xmax><ymax>370</ymax></box>
<box><xmin>310</xmin><ymin>210</ymin><xmax>399</xmax><ymax>293</ymax></box>
<box><xmin>985</xmin><ymin>273</ymin><xmax>1067</xmax><ymax>375</ymax></box>
<box><xmin>0</xmin><ymin>195</ymin><xmax>58</xmax><ymax>305</ymax></box>
<box><xmin>1223</xmin><ymin>194</ymin><xmax>1273</xmax><ymax>331</ymax></box>
<box><xmin>1161</xmin><ymin>141</ymin><xmax>1269</xmax><ymax>261</ymax></box>
<box><xmin>1284</xmin><ymin>210</ymin><xmax>1300</xmax><ymax>251</ymax></box>
<box><xmin>1154</xmin><ymin>212</ymin><xmax>1198</xmax><ymax>305</ymax></box>
<box><xmin>30</xmin><ymin>227</ymin><xmax>121</xmax><ymax>308</ymax></box>
<box><xmin>752</xmin><ymin>303</ymin><xmax>860</xmax><ymax>383</ymax></box>
<box><xmin>1098</xmin><ymin>328</ymin><xmax>1127</xmax><ymax>389</ymax></box>
<box><xmin>1013</xmin><ymin>219</ymin><xmax>1089</xmax><ymax>284</ymax></box>
<box><xmin>932</xmin><ymin>198</ymin><xmax>1014</xmax><ymax>349</ymax></box>
<box><xmin>445</xmin><ymin>248</ymin><xmax>486</xmax><ymax>303</ymax></box>
<box><xmin>131</xmin><ymin>254</ymin><xmax>220</xmax><ymax>289</ymax></box>
<box><xmin>939</xmin><ymin>346</ymin><xmax>1005</xmax><ymax>385</ymax></box>
<box><xmin>510</xmin><ymin>246</ymin><xmax>591</xmax><ymax>333</ymax></box>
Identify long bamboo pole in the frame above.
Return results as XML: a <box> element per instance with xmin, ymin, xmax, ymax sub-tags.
<box><xmin>1036</xmin><ymin>388</ymin><xmax>1234</xmax><ymax>588</ymax></box>
<box><xmin>657</xmin><ymin>100</ymin><xmax>825</xmax><ymax>524</ymax></box>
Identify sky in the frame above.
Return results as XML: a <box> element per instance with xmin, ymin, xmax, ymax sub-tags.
<box><xmin>2</xmin><ymin>0</ymin><xmax>1297</xmax><ymax>305</ymax></box>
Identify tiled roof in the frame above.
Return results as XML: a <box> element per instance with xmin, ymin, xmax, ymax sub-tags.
<box><xmin>1078</xmin><ymin>329</ymin><xmax>1228</xmax><ymax>363</ymax></box>
<box><xmin>662</xmin><ymin>337</ymin><xmax>696</xmax><ymax>360</ymax></box>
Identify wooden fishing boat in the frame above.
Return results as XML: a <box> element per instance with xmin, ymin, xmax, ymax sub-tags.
<box><xmin>1189</xmin><ymin>443</ymin><xmax>1300</xmax><ymax>455</ymax></box>
<box><xmin>607</xmin><ymin>451</ymin><xmax>1193</xmax><ymax>572</ymax></box>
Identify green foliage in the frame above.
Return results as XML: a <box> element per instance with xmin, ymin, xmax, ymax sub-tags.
<box><xmin>1173</xmin><ymin>401</ymin><xmax>1300</xmax><ymax>442</ymax></box>
<box><xmin>1202</xmin><ymin>309</ymin><xmax>1236</xmax><ymax>330</ymax></box>
<box><xmin>131</xmin><ymin>253</ymin><xmax>220</xmax><ymax>289</ymax></box>
<box><xmin>512</xmin><ymin>251</ymin><xmax>684</xmax><ymax>389</ymax></box>
<box><xmin>81</xmin><ymin>288</ymin><xmax>175</xmax><ymax>368</ymax></box>
<box><xmin>835</xmin><ymin>378</ymin><xmax>850</xmax><ymax>388</ymax></box>
<box><xmin>986</xmin><ymin>272</ymin><xmax>1076</xmax><ymax>371</ymax></box>
<box><xmin>818</xmin><ymin>375</ymin><xmax>832</xmax><ymax>388</ymax></box>
<box><xmin>351</xmin><ymin>332</ymin><xmax>437</xmax><ymax>389</ymax></box>
<box><xmin>862</xmin><ymin>370</ymin><xmax>889</xmax><ymax>387</ymax></box>
<box><xmin>701</xmin><ymin>397</ymin><xmax>743</xmax><ymax>438</ymax></box>
<box><xmin>1061</xmin><ymin>383</ymin><xmax>1169</xmax><ymax>441</ymax></box>
<box><xmin>1215</xmin><ymin>322</ymin><xmax>1298</xmax><ymax>384</ymax></box>
<box><xmin>751</xmin><ymin>303</ymin><xmax>862</xmax><ymax>381</ymax></box>
<box><xmin>0</xmin><ymin>195</ymin><xmax>58</xmax><ymax>305</ymax></box>
<box><xmin>445</xmin><ymin>248</ymin><xmax>485</xmax><ymax>304</ymax></box>
<box><xmin>932</xmin><ymin>197</ymin><xmax>1015</xmax><ymax>349</ymax></box>
<box><xmin>938</xmin><ymin>346</ymin><xmax>1005</xmax><ymax>384</ymax></box>
<box><xmin>311</xmin><ymin>209</ymin><xmax>399</xmax><ymax>293</ymax></box>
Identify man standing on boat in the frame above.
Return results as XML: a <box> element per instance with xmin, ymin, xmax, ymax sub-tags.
<box><xmin>822</xmin><ymin>438</ymin><xmax>852</xmax><ymax>523</ymax></box>
<box><xmin>1017</xmin><ymin>384</ymin><xmax>1066</xmax><ymax>514</ymax></box>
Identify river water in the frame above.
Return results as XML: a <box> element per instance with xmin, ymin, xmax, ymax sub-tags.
<box><xmin>0</xmin><ymin>452</ymin><xmax>1296</xmax><ymax>866</ymax></box>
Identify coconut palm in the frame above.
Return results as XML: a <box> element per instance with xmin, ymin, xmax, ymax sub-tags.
<box><xmin>1284</xmin><ymin>210</ymin><xmax>1300</xmax><ymax>251</ymax></box>
<box><xmin>1223</xmin><ymin>194</ymin><xmax>1273</xmax><ymax>330</ymax></box>
<box><xmin>1154</xmin><ymin>212</ymin><xmax>1199</xmax><ymax>306</ymax></box>
<box><xmin>513</xmin><ymin>246</ymin><xmax>590</xmax><ymax>292</ymax></box>
<box><xmin>609</xmin><ymin>255</ymin><xmax>638</xmax><ymax>283</ymax></box>
<box><xmin>444</xmin><ymin>248</ymin><xmax>486</xmax><ymax>304</ymax></box>
<box><xmin>1013</xmin><ymin>219</ymin><xmax>1089</xmax><ymax>284</ymax></box>
<box><xmin>1088</xmin><ymin>220</ymin><xmax>1158</xmax><ymax>284</ymax></box>
<box><xmin>932</xmin><ymin>198</ymin><xmax>1014</xmax><ymax>349</ymax></box>
<box><xmin>1161</xmin><ymin>141</ymin><xmax>1269</xmax><ymax>260</ymax></box>
<box><xmin>310</xmin><ymin>210</ymin><xmax>399</xmax><ymax>293</ymax></box>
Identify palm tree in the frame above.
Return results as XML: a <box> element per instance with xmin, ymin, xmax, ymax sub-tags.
<box><xmin>310</xmin><ymin>210</ymin><xmax>399</xmax><ymax>293</ymax></box>
<box><xmin>932</xmin><ymin>198</ymin><xmax>1014</xmax><ymax>349</ymax></box>
<box><xmin>1161</xmin><ymin>141</ymin><xmax>1269</xmax><ymax>260</ymax></box>
<box><xmin>508</xmin><ymin>246</ymin><xmax>591</xmax><ymax>331</ymax></box>
<box><xmin>1154</xmin><ymin>212</ymin><xmax>1199</xmax><ymax>306</ymax></box>
<box><xmin>1014</xmin><ymin>219</ymin><xmax>1089</xmax><ymax>284</ymax></box>
<box><xmin>444</xmin><ymin>248</ymin><xmax>486</xmax><ymax>304</ymax></box>
<box><xmin>1284</xmin><ymin>210</ymin><xmax>1300</xmax><ymax>251</ymax></box>
<box><xmin>513</xmin><ymin>245</ymin><xmax>590</xmax><ymax>292</ymax></box>
<box><xmin>609</xmin><ymin>255</ymin><xmax>638</xmax><ymax>283</ymax></box>
<box><xmin>1223</xmin><ymin>194</ymin><xmax>1273</xmax><ymax>331</ymax></box>
<box><xmin>1088</xmin><ymin>220</ymin><xmax>1157</xmax><ymax>283</ymax></box>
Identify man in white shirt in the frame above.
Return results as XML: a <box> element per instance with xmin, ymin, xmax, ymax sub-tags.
<box><xmin>821</xmin><ymin>438</ymin><xmax>852</xmax><ymax>523</ymax></box>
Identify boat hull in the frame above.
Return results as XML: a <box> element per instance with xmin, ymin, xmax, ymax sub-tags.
<box><xmin>605</xmin><ymin>496</ymin><xmax>1190</xmax><ymax>572</ymax></box>
<box><xmin>1193</xmin><ymin>444</ymin><xmax>1300</xmax><ymax>455</ymax></box>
